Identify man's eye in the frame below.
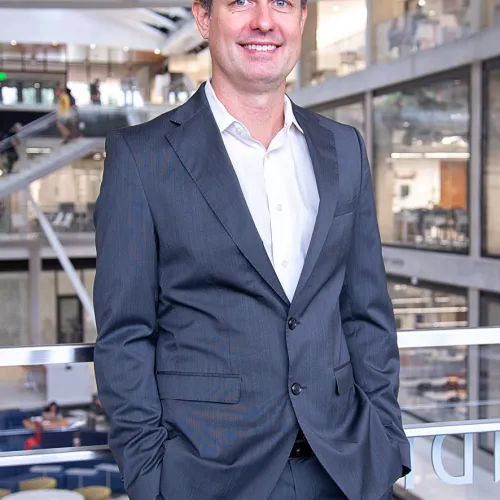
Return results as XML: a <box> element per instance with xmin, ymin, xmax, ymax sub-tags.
<box><xmin>275</xmin><ymin>0</ymin><xmax>289</xmax><ymax>6</ymax></box>
<box><xmin>235</xmin><ymin>0</ymin><xmax>249</xmax><ymax>5</ymax></box>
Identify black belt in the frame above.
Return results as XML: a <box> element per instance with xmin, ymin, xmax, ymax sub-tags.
<box><xmin>289</xmin><ymin>428</ymin><xmax>315</xmax><ymax>459</ymax></box>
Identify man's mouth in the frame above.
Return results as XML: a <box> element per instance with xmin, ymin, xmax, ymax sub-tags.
<box><xmin>241</xmin><ymin>44</ymin><xmax>280</xmax><ymax>52</ymax></box>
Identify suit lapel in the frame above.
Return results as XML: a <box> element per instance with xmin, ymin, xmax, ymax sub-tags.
<box><xmin>165</xmin><ymin>86</ymin><xmax>290</xmax><ymax>305</ymax></box>
<box><xmin>291</xmin><ymin>105</ymin><xmax>339</xmax><ymax>302</ymax></box>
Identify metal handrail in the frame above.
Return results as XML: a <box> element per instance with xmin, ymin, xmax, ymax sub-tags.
<box><xmin>0</xmin><ymin>327</ymin><xmax>499</xmax><ymax>469</ymax></box>
<box><xmin>0</xmin><ymin>327</ymin><xmax>499</xmax><ymax>369</ymax></box>
<box><xmin>0</xmin><ymin>111</ymin><xmax>57</xmax><ymax>153</ymax></box>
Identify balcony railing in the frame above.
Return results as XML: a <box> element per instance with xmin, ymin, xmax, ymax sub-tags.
<box><xmin>0</xmin><ymin>327</ymin><xmax>499</xmax><ymax>492</ymax></box>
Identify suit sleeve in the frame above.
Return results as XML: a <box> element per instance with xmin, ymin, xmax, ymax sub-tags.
<box><xmin>339</xmin><ymin>127</ymin><xmax>411</xmax><ymax>476</ymax></box>
<box><xmin>93</xmin><ymin>130</ymin><xmax>167</xmax><ymax>500</ymax></box>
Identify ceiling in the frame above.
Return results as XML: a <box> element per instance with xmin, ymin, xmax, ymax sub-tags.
<box><xmin>0</xmin><ymin>6</ymin><xmax>204</xmax><ymax>55</ymax></box>
<box><xmin>0</xmin><ymin>0</ymin><xmax>192</xmax><ymax>7</ymax></box>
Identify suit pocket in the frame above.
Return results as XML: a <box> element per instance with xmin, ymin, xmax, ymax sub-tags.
<box><xmin>333</xmin><ymin>362</ymin><xmax>355</xmax><ymax>394</ymax></box>
<box><xmin>334</xmin><ymin>197</ymin><xmax>358</xmax><ymax>218</ymax></box>
<box><xmin>156</xmin><ymin>371</ymin><xmax>242</xmax><ymax>404</ymax></box>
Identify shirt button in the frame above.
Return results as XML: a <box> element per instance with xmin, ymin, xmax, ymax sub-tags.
<box><xmin>276</xmin><ymin>204</ymin><xmax>283</xmax><ymax>212</ymax></box>
<box><xmin>288</xmin><ymin>317</ymin><xmax>297</xmax><ymax>330</ymax></box>
<box><xmin>291</xmin><ymin>383</ymin><xmax>302</xmax><ymax>396</ymax></box>
<box><xmin>236</xmin><ymin>126</ymin><xmax>243</xmax><ymax>135</ymax></box>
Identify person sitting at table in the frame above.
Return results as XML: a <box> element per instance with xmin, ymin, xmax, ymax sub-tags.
<box><xmin>42</xmin><ymin>402</ymin><xmax>60</xmax><ymax>422</ymax></box>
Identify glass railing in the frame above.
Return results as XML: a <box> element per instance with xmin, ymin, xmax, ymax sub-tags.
<box><xmin>303</xmin><ymin>31</ymin><xmax>366</xmax><ymax>86</ymax></box>
<box><xmin>0</xmin><ymin>327</ymin><xmax>498</xmax><ymax>497</ymax></box>
<box><xmin>376</xmin><ymin>6</ymin><xmax>473</xmax><ymax>63</ymax></box>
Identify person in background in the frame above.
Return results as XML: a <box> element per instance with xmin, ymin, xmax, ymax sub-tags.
<box><xmin>42</xmin><ymin>402</ymin><xmax>60</xmax><ymax>422</ymax></box>
<box><xmin>56</xmin><ymin>88</ymin><xmax>72</xmax><ymax>143</ymax></box>
<box><xmin>90</xmin><ymin>78</ymin><xmax>101</xmax><ymax>105</ymax></box>
<box><xmin>66</xmin><ymin>87</ymin><xmax>82</xmax><ymax>139</ymax></box>
<box><xmin>1</xmin><ymin>122</ymin><xmax>22</xmax><ymax>174</ymax></box>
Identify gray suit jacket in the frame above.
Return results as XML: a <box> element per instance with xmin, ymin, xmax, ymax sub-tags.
<box><xmin>93</xmin><ymin>83</ymin><xmax>411</xmax><ymax>500</ymax></box>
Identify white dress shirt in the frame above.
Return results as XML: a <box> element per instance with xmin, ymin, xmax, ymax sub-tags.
<box><xmin>205</xmin><ymin>80</ymin><xmax>319</xmax><ymax>301</ymax></box>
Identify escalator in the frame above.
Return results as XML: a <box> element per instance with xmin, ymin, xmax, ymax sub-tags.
<box><xmin>0</xmin><ymin>106</ymin><xmax>145</xmax><ymax>200</ymax></box>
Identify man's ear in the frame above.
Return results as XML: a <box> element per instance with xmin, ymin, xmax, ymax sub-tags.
<box><xmin>300</xmin><ymin>5</ymin><xmax>308</xmax><ymax>33</ymax></box>
<box><xmin>192</xmin><ymin>1</ymin><xmax>211</xmax><ymax>40</ymax></box>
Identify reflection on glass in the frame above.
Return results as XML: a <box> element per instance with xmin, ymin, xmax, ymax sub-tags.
<box><xmin>375</xmin><ymin>0</ymin><xmax>473</xmax><ymax>62</ymax></box>
<box><xmin>312</xmin><ymin>100</ymin><xmax>365</xmax><ymax>137</ymax></box>
<box><xmin>22</xmin><ymin>87</ymin><xmax>37</xmax><ymax>105</ymax></box>
<box><xmin>479</xmin><ymin>294</ymin><xmax>500</xmax><ymax>452</ymax></box>
<box><xmin>374</xmin><ymin>75</ymin><xmax>470</xmax><ymax>252</ymax></box>
<box><xmin>302</xmin><ymin>0</ymin><xmax>366</xmax><ymax>87</ymax></box>
<box><xmin>41</xmin><ymin>88</ymin><xmax>55</xmax><ymax>105</ymax></box>
<box><xmin>388</xmin><ymin>278</ymin><xmax>469</xmax><ymax>422</ymax></box>
<box><xmin>484</xmin><ymin>66</ymin><xmax>500</xmax><ymax>256</ymax></box>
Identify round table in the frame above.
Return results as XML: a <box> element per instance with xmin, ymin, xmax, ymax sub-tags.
<box><xmin>4</xmin><ymin>490</ymin><xmax>83</xmax><ymax>500</ymax></box>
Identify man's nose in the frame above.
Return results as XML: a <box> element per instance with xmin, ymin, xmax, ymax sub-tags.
<box><xmin>249</xmin><ymin>4</ymin><xmax>275</xmax><ymax>32</ymax></box>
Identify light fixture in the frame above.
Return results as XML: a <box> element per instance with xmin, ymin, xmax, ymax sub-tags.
<box><xmin>418</xmin><ymin>0</ymin><xmax>426</xmax><ymax>6</ymax></box>
<box><xmin>52</xmin><ymin>41</ymin><xmax>58</xmax><ymax>47</ymax></box>
<box><xmin>123</xmin><ymin>46</ymin><xmax>129</xmax><ymax>52</ymax></box>
<box><xmin>429</xmin><ymin>9</ymin><xmax>436</xmax><ymax>16</ymax></box>
<box><xmin>90</xmin><ymin>44</ymin><xmax>96</xmax><ymax>50</ymax></box>
<box><xmin>154</xmin><ymin>48</ymin><xmax>161</xmax><ymax>55</ymax></box>
<box><xmin>333</xmin><ymin>5</ymin><xmax>341</xmax><ymax>12</ymax></box>
<box><xmin>10</xmin><ymin>40</ymin><xmax>17</xmax><ymax>46</ymax></box>
<box><xmin>34</xmin><ymin>83</ymin><xmax>40</xmax><ymax>89</ymax></box>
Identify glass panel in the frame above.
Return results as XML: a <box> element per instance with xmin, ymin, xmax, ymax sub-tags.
<box><xmin>0</xmin><ymin>273</ymin><xmax>29</xmax><ymax>347</ymax></box>
<box><xmin>484</xmin><ymin>66</ymin><xmax>500</xmax><ymax>256</ymax></box>
<box><xmin>301</xmin><ymin>0</ymin><xmax>366</xmax><ymax>87</ymax></box>
<box><xmin>388</xmin><ymin>278</ymin><xmax>469</xmax><ymax>422</ymax></box>
<box><xmin>312</xmin><ymin>99</ymin><xmax>365</xmax><ymax>136</ymax></box>
<box><xmin>22</xmin><ymin>87</ymin><xmax>37</xmax><ymax>105</ymax></box>
<box><xmin>374</xmin><ymin>0</ymin><xmax>473</xmax><ymax>63</ymax></box>
<box><xmin>374</xmin><ymin>75</ymin><xmax>470</xmax><ymax>252</ymax></box>
<box><xmin>486</xmin><ymin>0</ymin><xmax>500</xmax><ymax>26</ymax></box>
<box><xmin>479</xmin><ymin>294</ymin><xmax>500</xmax><ymax>452</ymax></box>
<box><xmin>41</xmin><ymin>87</ymin><xmax>55</xmax><ymax>105</ymax></box>
<box><xmin>1</xmin><ymin>86</ymin><xmax>18</xmax><ymax>105</ymax></box>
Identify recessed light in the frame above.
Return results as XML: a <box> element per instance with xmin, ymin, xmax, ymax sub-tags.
<box><xmin>123</xmin><ymin>46</ymin><xmax>129</xmax><ymax>52</ymax></box>
<box><xmin>90</xmin><ymin>44</ymin><xmax>96</xmax><ymax>49</ymax></box>
<box><xmin>154</xmin><ymin>48</ymin><xmax>161</xmax><ymax>55</ymax></box>
<box><xmin>418</xmin><ymin>0</ymin><xmax>426</xmax><ymax>6</ymax></box>
<box><xmin>11</xmin><ymin>40</ymin><xmax>17</xmax><ymax>46</ymax></box>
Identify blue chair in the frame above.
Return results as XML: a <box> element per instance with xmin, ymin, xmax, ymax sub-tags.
<box><xmin>40</xmin><ymin>430</ymin><xmax>74</xmax><ymax>449</ymax></box>
<box><xmin>79</xmin><ymin>430</ymin><xmax>108</xmax><ymax>447</ymax></box>
<box><xmin>94</xmin><ymin>463</ymin><xmax>124</xmax><ymax>493</ymax></box>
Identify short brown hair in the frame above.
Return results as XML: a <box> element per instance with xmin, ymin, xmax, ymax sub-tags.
<box><xmin>196</xmin><ymin>0</ymin><xmax>308</xmax><ymax>15</ymax></box>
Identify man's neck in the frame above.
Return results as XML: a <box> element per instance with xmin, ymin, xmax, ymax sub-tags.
<box><xmin>210</xmin><ymin>76</ymin><xmax>286</xmax><ymax>149</ymax></box>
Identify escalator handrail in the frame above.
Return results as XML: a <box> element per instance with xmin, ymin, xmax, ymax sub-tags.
<box><xmin>0</xmin><ymin>111</ymin><xmax>58</xmax><ymax>153</ymax></box>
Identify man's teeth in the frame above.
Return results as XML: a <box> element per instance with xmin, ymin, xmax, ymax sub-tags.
<box><xmin>243</xmin><ymin>44</ymin><xmax>278</xmax><ymax>51</ymax></box>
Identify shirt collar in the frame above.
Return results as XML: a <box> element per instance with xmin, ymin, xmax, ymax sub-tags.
<box><xmin>205</xmin><ymin>79</ymin><xmax>304</xmax><ymax>136</ymax></box>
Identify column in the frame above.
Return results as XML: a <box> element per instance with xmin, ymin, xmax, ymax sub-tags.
<box><xmin>300</xmin><ymin>2</ymin><xmax>318</xmax><ymax>88</ymax></box>
<box><xmin>28</xmin><ymin>243</ymin><xmax>42</xmax><ymax>345</ymax></box>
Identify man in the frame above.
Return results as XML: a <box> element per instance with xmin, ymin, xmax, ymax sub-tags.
<box><xmin>93</xmin><ymin>0</ymin><xmax>411</xmax><ymax>498</ymax></box>
<box><xmin>90</xmin><ymin>78</ymin><xmax>101</xmax><ymax>105</ymax></box>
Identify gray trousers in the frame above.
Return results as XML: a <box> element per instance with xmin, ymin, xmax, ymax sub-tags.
<box><xmin>268</xmin><ymin>458</ymin><xmax>394</xmax><ymax>500</ymax></box>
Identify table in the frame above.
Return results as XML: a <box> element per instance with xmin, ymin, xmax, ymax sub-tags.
<box><xmin>4</xmin><ymin>490</ymin><xmax>83</xmax><ymax>500</ymax></box>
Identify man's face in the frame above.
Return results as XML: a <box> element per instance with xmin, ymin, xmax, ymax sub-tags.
<box><xmin>193</xmin><ymin>0</ymin><xmax>306</xmax><ymax>92</ymax></box>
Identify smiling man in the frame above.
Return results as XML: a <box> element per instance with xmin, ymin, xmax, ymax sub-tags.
<box><xmin>93</xmin><ymin>0</ymin><xmax>411</xmax><ymax>499</ymax></box>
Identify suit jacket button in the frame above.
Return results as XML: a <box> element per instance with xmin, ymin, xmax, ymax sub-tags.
<box><xmin>288</xmin><ymin>317</ymin><xmax>298</xmax><ymax>330</ymax></box>
<box><xmin>291</xmin><ymin>383</ymin><xmax>302</xmax><ymax>396</ymax></box>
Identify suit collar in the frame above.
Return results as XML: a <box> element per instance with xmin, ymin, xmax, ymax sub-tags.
<box><xmin>166</xmin><ymin>86</ymin><xmax>339</xmax><ymax>307</ymax></box>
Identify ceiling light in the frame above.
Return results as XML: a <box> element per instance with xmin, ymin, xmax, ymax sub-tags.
<box><xmin>123</xmin><ymin>46</ymin><xmax>129</xmax><ymax>52</ymax></box>
<box><xmin>418</xmin><ymin>0</ymin><xmax>426</xmax><ymax>6</ymax></box>
<box><xmin>90</xmin><ymin>44</ymin><xmax>96</xmax><ymax>50</ymax></box>
<box><xmin>52</xmin><ymin>41</ymin><xmax>58</xmax><ymax>47</ymax></box>
<box><xmin>333</xmin><ymin>5</ymin><xmax>341</xmax><ymax>11</ymax></box>
<box><xmin>429</xmin><ymin>9</ymin><xmax>436</xmax><ymax>16</ymax></box>
<box><xmin>154</xmin><ymin>48</ymin><xmax>161</xmax><ymax>55</ymax></box>
<box><xmin>10</xmin><ymin>40</ymin><xmax>17</xmax><ymax>46</ymax></box>
<box><xmin>34</xmin><ymin>83</ymin><xmax>40</xmax><ymax>89</ymax></box>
